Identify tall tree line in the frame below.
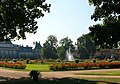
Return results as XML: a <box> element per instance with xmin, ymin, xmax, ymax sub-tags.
<box><xmin>41</xmin><ymin>35</ymin><xmax>96</xmax><ymax>59</ymax></box>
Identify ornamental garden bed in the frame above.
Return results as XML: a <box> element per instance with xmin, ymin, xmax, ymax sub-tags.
<box><xmin>49</xmin><ymin>62</ymin><xmax>120</xmax><ymax>71</ymax></box>
<box><xmin>0</xmin><ymin>61</ymin><xmax>26</xmax><ymax>69</ymax></box>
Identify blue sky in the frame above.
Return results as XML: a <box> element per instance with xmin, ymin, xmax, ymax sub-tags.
<box><xmin>13</xmin><ymin>0</ymin><xmax>96</xmax><ymax>47</ymax></box>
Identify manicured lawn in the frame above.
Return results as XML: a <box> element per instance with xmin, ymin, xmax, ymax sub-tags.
<box><xmin>75</xmin><ymin>70</ymin><xmax>120</xmax><ymax>76</ymax></box>
<box><xmin>25</xmin><ymin>64</ymin><xmax>51</xmax><ymax>71</ymax></box>
<box><xmin>0</xmin><ymin>63</ymin><xmax>51</xmax><ymax>72</ymax></box>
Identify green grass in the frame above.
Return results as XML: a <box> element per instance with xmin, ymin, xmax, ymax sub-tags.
<box><xmin>75</xmin><ymin>70</ymin><xmax>120</xmax><ymax>76</ymax></box>
<box><xmin>25</xmin><ymin>64</ymin><xmax>51</xmax><ymax>71</ymax></box>
<box><xmin>0</xmin><ymin>63</ymin><xmax>51</xmax><ymax>72</ymax></box>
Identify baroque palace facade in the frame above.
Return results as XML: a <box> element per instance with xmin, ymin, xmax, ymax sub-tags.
<box><xmin>0</xmin><ymin>41</ymin><xmax>42</xmax><ymax>59</ymax></box>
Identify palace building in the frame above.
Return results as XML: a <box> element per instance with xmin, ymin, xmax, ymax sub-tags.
<box><xmin>0</xmin><ymin>40</ymin><xmax>42</xmax><ymax>59</ymax></box>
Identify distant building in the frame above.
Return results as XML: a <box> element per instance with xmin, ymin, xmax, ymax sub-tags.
<box><xmin>95</xmin><ymin>48</ymin><xmax>120</xmax><ymax>60</ymax></box>
<box><xmin>95</xmin><ymin>49</ymin><xmax>113</xmax><ymax>58</ymax></box>
<box><xmin>0</xmin><ymin>40</ymin><xmax>42</xmax><ymax>59</ymax></box>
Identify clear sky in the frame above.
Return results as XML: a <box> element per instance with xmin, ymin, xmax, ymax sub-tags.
<box><xmin>12</xmin><ymin>0</ymin><xmax>96</xmax><ymax>47</ymax></box>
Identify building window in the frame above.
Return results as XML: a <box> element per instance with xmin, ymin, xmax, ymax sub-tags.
<box><xmin>9</xmin><ymin>51</ymin><xmax>12</xmax><ymax>55</ymax></box>
<box><xmin>13</xmin><ymin>51</ymin><xmax>16</xmax><ymax>55</ymax></box>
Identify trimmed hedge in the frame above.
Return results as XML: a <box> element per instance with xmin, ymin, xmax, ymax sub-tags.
<box><xmin>0</xmin><ymin>62</ymin><xmax>26</xmax><ymax>69</ymax></box>
<box><xmin>49</xmin><ymin>62</ymin><xmax>120</xmax><ymax>71</ymax></box>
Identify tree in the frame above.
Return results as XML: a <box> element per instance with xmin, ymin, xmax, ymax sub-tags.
<box><xmin>0</xmin><ymin>0</ymin><xmax>51</xmax><ymax>41</ymax></box>
<box><xmin>42</xmin><ymin>35</ymin><xmax>58</xmax><ymax>59</ymax></box>
<box><xmin>89</xmin><ymin>0</ymin><xmax>120</xmax><ymax>49</ymax></box>
<box><xmin>59</xmin><ymin>37</ymin><xmax>75</xmax><ymax>52</ymax></box>
<box><xmin>89</xmin><ymin>0</ymin><xmax>120</xmax><ymax>21</ymax></box>
<box><xmin>77</xmin><ymin>34</ymin><xmax>96</xmax><ymax>59</ymax></box>
<box><xmin>57</xmin><ymin>46</ymin><xmax>66</xmax><ymax>60</ymax></box>
<box><xmin>59</xmin><ymin>37</ymin><xmax>75</xmax><ymax>59</ymax></box>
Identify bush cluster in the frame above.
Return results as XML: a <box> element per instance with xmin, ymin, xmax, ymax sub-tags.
<box><xmin>0</xmin><ymin>62</ymin><xmax>26</xmax><ymax>69</ymax></box>
<box><xmin>49</xmin><ymin>62</ymin><xmax>120</xmax><ymax>71</ymax></box>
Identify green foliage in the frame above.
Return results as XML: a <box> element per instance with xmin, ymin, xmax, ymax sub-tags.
<box><xmin>93</xmin><ymin>59</ymin><xmax>96</xmax><ymax>63</ymax></box>
<box><xmin>75</xmin><ymin>59</ymin><xmax>79</xmax><ymax>64</ymax></box>
<box><xmin>0</xmin><ymin>0</ymin><xmax>50</xmax><ymax>41</ymax></box>
<box><xmin>12</xmin><ymin>59</ymin><xmax>17</xmax><ymax>62</ymax></box>
<box><xmin>26</xmin><ymin>59</ymin><xmax>30</xmax><ymax>64</ymax></box>
<box><xmin>58</xmin><ymin>37</ymin><xmax>75</xmax><ymax>59</ymax></box>
<box><xmin>42</xmin><ymin>35</ymin><xmax>58</xmax><ymax>59</ymax></box>
<box><xmin>77</xmin><ymin>34</ymin><xmax>96</xmax><ymax>59</ymax></box>
<box><xmin>4</xmin><ymin>59</ymin><xmax>8</xmax><ymax>62</ymax></box>
<box><xmin>50</xmin><ymin>62</ymin><xmax>120</xmax><ymax>71</ymax></box>
<box><xmin>89</xmin><ymin>0</ymin><xmax>120</xmax><ymax>21</ymax></box>
<box><xmin>59</xmin><ymin>37</ymin><xmax>75</xmax><ymax>52</ymax></box>
<box><xmin>89</xmin><ymin>0</ymin><xmax>120</xmax><ymax>49</ymax></box>
<box><xmin>41</xmin><ymin>60</ymin><xmax>44</xmax><ymax>64</ymax></box>
<box><xmin>0</xmin><ymin>62</ymin><xmax>26</xmax><ymax>69</ymax></box>
<box><xmin>57</xmin><ymin>46</ymin><xmax>66</xmax><ymax>60</ymax></box>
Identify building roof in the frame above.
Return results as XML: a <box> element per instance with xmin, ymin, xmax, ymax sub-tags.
<box><xmin>34</xmin><ymin>42</ymin><xmax>42</xmax><ymax>50</ymax></box>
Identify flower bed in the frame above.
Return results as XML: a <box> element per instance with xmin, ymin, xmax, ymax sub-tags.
<box><xmin>0</xmin><ymin>62</ymin><xmax>26</xmax><ymax>69</ymax></box>
<box><xmin>49</xmin><ymin>62</ymin><xmax>120</xmax><ymax>71</ymax></box>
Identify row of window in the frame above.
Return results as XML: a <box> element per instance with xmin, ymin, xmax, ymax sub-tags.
<box><xmin>0</xmin><ymin>50</ymin><xmax>17</xmax><ymax>55</ymax></box>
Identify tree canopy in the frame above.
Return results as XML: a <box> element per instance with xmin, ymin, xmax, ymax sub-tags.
<box><xmin>59</xmin><ymin>37</ymin><xmax>75</xmax><ymax>52</ymax></box>
<box><xmin>42</xmin><ymin>35</ymin><xmax>58</xmax><ymax>59</ymax></box>
<box><xmin>0</xmin><ymin>0</ymin><xmax>50</xmax><ymax>41</ymax></box>
<box><xmin>89</xmin><ymin>0</ymin><xmax>120</xmax><ymax>49</ymax></box>
<box><xmin>77</xmin><ymin>34</ymin><xmax>96</xmax><ymax>59</ymax></box>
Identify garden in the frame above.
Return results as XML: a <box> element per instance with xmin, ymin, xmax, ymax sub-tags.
<box><xmin>49</xmin><ymin>61</ymin><xmax>120</xmax><ymax>71</ymax></box>
<box><xmin>0</xmin><ymin>59</ymin><xmax>120</xmax><ymax>71</ymax></box>
<box><xmin>0</xmin><ymin>59</ymin><xmax>120</xmax><ymax>84</ymax></box>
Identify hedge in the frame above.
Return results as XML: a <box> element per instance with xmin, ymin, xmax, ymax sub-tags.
<box><xmin>0</xmin><ymin>62</ymin><xmax>26</xmax><ymax>69</ymax></box>
<box><xmin>49</xmin><ymin>62</ymin><xmax>120</xmax><ymax>71</ymax></box>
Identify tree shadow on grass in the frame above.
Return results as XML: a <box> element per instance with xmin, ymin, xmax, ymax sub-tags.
<box><xmin>0</xmin><ymin>76</ymin><xmax>119</xmax><ymax>84</ymax></box>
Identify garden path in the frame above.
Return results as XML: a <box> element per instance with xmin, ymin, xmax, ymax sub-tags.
<box><xmin>0</xmin><ymin>68</ymin><xmax>120</xmax><ymax>79</ymax></box>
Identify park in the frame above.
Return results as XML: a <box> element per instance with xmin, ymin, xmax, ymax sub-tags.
<box><xmin>0</xmin><ymin>59</ymin><xmax>120</xmax><ymax>84</ymax></box>
<box><xmin>0</xmin><ymin>0</ymin><xmax>120</xmax><ymax>84</ymax></box>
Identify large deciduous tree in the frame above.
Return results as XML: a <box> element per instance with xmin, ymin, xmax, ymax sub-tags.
<box><xmin>42</xmin><ymin>35</ymin><xmax>58</xmax><ymax>59</ymax></box>
<box><xmin>59</xmin><ymin>37</ymin><xmax>75</xmax><ymax>59</ymax></box>
<box><xmin>59</xmin><ymin>37</ymin><xmax>75</xmax><ymax>52</ymax></box>
<box><xmin>0</xmin><ymin>0</ymin><xmax>50</xmax><ymax>41</ymax></box>
<box><xmin>77</xmin><ymin>34</ymin><xmax>96</xmax><ymax>59</ymax></box>
<box><xmin>89</xmin><ymin>0</ymin><xmax>120</xmax><ymax>49</ymax></box>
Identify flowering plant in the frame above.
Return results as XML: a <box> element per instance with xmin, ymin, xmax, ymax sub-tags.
<box><xmin>0</xmin><ymin>62</ymin><xmax>26</xmax><ymax>69</ymax></box>
<box><xmin>49</xmin><ymin>62</ymin><xmax>120</xmax><ymax>71</ymax></box>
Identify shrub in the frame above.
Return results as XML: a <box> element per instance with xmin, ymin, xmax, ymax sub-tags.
<box><xmin>12</xmin><ymin>59</ymin><xmax>17</xmax><ymax>62</ymax></box>
<box><xmin>108</xmin><ymin>59</ymin><xmax>112</xmax><ymax>62</ymax></box>
<box><xmin>49</xmin><ymin>62</ymin><xmax>120</xmax><ymax>71</ymax></box>
<box><xmin>41</xmin><ymin>60</ymin><xmax>44</xmax><ymax>64</ymax></box>
<box><xmin>93</xmin><ymin>59</ymin><xmax>96</xmax><ymax>63</ymax></box>
<box><xmin>4</xmin><ymin>59</ymin><xmax>8</xmax><ymax>62</ymax></box>
<box><xmin>75</xmin><ymin>59</ymin><xmax>79</xmax><ymax>64</ymax></box>
<box><xmin>0</xmin><ymin>62</ymin><xmax>26</xmax><ymax>69</ymax></box>
<box><xmin>26</xmin><ymin>59</ymin><xmax>30</xmax><ymax>64</ymax></box>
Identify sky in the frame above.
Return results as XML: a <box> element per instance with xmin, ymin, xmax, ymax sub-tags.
<box><xmin>12</xmin><ymin>0</ymin><xmax>97</xmax><ymax>47</ymax></box>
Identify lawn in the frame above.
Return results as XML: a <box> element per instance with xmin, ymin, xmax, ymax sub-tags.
<box><xmin>25</xmin><ymin>64</ymin><xmax>51</xmax><ymax>71</ymax></box>
<box><xmin>0</xmin><ymin>63</ymin><xmax>51</xmax><ymax>72</ymax></box>
<box><xmin>75</xmin><ymin>70</ymin><xmax>120</xmax><ymax>76</ymax></box>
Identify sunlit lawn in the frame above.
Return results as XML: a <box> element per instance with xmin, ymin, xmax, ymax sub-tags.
<box><xmin>75</xmin><ymin>70</ymin><xmax>120</xmax><ymax>76</ymax></box>
<box><xmin>25</xmin><ymin>64</ymin><xmax>51</xmax><ymax>71</ymax></box>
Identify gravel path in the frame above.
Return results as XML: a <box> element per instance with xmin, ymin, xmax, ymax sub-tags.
<box><xmin>0</xmin><ymin>68</ymin><xmax>120</xmax><ymax>79</ymax></box>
